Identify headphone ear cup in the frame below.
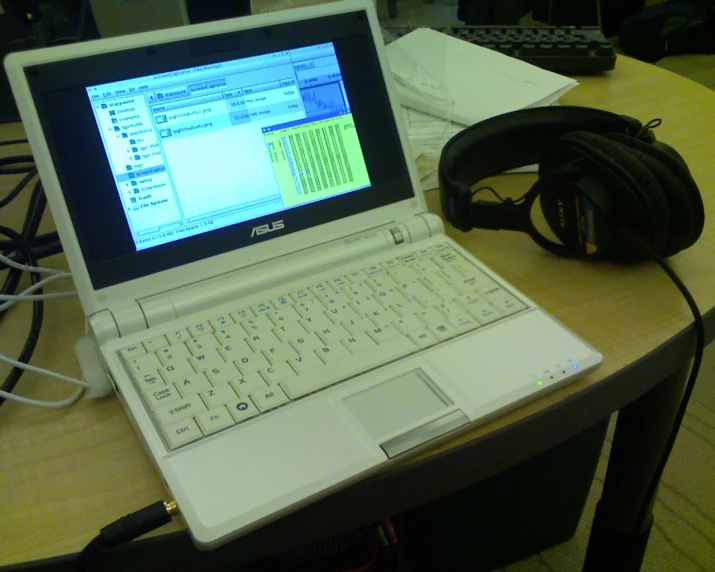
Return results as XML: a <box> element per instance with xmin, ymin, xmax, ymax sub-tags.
<box><xmin>603</xmin><ymin>133</ymin><xmax>704</xmax><ymax>256</ymax></box>
<box><xmin>538</xmin><ymin>168</ymin><xmax>614</xmax><ymax>257</ymax></box>
<box><xmin>540</xmin><ymin>131</ymin><xmax>671</xmax><ymax>262</ymax></box>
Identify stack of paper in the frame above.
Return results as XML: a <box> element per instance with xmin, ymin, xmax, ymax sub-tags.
<box><xmin>385</xmin><ymin>28</ymin><xmax>579</xmax><ymax>189</ymax></box>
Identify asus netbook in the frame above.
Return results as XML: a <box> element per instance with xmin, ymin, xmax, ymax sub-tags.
<box><xmin>5</xmin><ymin>0</ymin><xmax>602</xmax><ymax>549</ymax></box>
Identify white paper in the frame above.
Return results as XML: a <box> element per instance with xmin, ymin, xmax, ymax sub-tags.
<box><xmin>386</xmin><ymin>28</ymin><xmax>578</xmax><ymax>127</ymax></box>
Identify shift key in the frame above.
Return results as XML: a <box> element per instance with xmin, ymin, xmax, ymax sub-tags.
<box><xmin>154</xmin><ymin>394</ymin><xmax>206</xmax><ymax>427</ymax></box>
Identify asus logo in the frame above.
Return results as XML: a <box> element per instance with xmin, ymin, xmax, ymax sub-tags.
<box><xmin>251</xmin><ymin>220</ymin><xmax>284</xmax><ymax>237</ymax></box>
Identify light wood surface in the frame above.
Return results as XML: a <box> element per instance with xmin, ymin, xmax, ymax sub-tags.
<box><xmin>1</xmin><ymin>56</ymin><xmax>714</xmax><ymax>566</ymax></box>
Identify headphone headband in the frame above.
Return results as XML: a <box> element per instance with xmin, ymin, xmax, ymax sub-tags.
<box><xmin>438</xmin><ymin>106</ymin><xmax>647</xmax><ymax>231</ymax></box>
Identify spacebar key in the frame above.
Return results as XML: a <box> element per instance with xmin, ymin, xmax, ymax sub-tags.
<box><xmin>280</xmin><ymin>336</ymin><xmax>418</xmax><ymax>399</ymax></box>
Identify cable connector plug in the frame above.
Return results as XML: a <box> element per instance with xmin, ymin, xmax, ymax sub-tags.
<box><xmin>100</xmin><ymin>500</ymin><xmax>178</xmax><ymax>547</ymax></box>
<box><xmin>76</xmin><ymin>500</ymin><xmax>179</xmax><ymax>571</ymax></box>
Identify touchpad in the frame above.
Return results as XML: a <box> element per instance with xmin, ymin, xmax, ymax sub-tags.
<box><xmin>344</xmin><ymin>369</ymin><xmax>468</xmax><ymax>457</ymax></box>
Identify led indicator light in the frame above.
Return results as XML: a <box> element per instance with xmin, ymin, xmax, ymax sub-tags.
<box><xmin>537</xmin><ymin>380</ymin><xmax>543</xmax><ymax>386</ymax></box>
<box><xmin>573</xmin><ymin>364</ymin><xmax>579</xmax><ymax>370</ymax></box>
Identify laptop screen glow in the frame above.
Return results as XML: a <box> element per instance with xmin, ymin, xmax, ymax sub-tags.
<box><xmin>86</xmin><ymin>42</ymin><xmax>371</xmax><ymax>252</ymax></box>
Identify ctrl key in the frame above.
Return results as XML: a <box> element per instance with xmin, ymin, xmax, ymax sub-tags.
<box><xmin>163</xmin><ymin>418</ymin><xmax>203</xmax><ymax>450</ymax></box>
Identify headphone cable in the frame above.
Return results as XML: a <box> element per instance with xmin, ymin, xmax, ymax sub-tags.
<box><xmin>619</xmin><ymin>228</ymin><xmax>705</xmax><ymax>534</ymax></box>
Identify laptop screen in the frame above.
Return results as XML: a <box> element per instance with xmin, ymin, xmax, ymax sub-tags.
<box><xmin>24</xmin><ymin>10</ymin><xmax>414</xmax><ymax>289</ymax></box>
<box><xmin>86</xmin><ymin>42</ymin><xmax>371</xmax><ymax>253</ymax></box>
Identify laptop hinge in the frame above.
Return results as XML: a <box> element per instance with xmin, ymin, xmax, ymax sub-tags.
<box><xmin>91</xmin><ymin>302</ymin><xmax>148</xmax><ymax>339</ymax></box>
<box><xmin>388</xmin><ymin>213</ymin><xmax>444</xmax><ymax>244</ymax></box>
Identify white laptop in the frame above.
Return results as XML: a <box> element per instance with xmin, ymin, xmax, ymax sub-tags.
<box><xmin>5</xmin><ymin>0</ymin><xmax>602</xmax><ymax>549</ymax></box>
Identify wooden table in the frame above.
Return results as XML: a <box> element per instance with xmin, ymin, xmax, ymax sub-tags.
<box><xmin>1</xmin><ymin>56</ymin><xmax>714</xmax><ymax>569</ymax></box>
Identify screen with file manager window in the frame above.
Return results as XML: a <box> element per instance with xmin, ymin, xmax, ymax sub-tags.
<box><xmin>86</xmin><ymin>42</ymin><xmax>371</xmax><ymax>253</ymax></box>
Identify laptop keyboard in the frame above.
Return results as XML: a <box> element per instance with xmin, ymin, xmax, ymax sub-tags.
<box><xmin>118</xmin><ymin>243</ymin><xmax>528</xmax><ymax>451</ymax></box>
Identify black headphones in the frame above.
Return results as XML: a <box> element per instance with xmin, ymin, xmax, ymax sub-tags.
<box><xmin>438</xmin><ymin>106</ymin><xmax>704</xmax><ymax>262</ymax></box>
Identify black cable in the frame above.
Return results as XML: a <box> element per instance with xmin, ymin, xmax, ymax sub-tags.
<box><xmin>0</xmin><ymin>155</ymin><xmax>36</xmax><ymax>175</ymax></box>
<box><xmin>0</xmin><ymin>178</ymin><xmax>48</xmax><ymax>408</ymax></box>
<box><xmin>620</xmin><ymin>229</ymin><xmax>705</xmax><ymax>533</ymax></box>
<box><xmin>0</xmin><ymin>139</ymin><xmax>29</xmax><ymax>146</ymax></box>
<box><xmin>75</xmin><ymin>501</ymin><xmax>179</xmax><ymax>572</ymax></box>
<box><xmin>0</xmin><ymin>167</ymin><xmax>37</xmax><ymax>208</ymax></box>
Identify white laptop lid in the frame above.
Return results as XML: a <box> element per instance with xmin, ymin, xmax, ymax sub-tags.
<box><xmin>5</xmin><ymin>0</ymin><xmax>425</xmax><ymax>320</ymax></box>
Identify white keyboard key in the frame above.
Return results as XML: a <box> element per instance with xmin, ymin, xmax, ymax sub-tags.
<box><xmin>209</xmin><ymin>314</ymin><xmax>233</xmax><ymax>329</ymax></box>
<box><xmin>226</xmin><ymin>398</ymin><xmax>260</xmax><ymax>423</ymax></box>
<box><xmin>128</xmin><ymin>353</ymin><xmax>162</xmax><ymax>374</ymax></box>
<box><xmin>273</xmin><ymin>321</ymin><xmax>308</xmax><ymax>342</ymax></box>
<box><xmin>271</xmin><ymin>295</ymin><xmax>294</xmax><ymax>309</ymax></box>
<box><xmin>232</xmin><ymin>351</ymin><xmax>270</xmax><ymax>375</ymax></box>
<box><xmin>188</xmin><ymin>349</ymin><xmax>225</xmax><ymax>372</ymax></box>
<box><xmin>294</xmin><ymin>298</ymin><xmax>327</xmax><ymax>319</ymax></box>
<box><xmin>250</xmin><ymin>387</ymin><xmax>289</xmax><ymax>412</ymax></box>
<box><xmin>245</xmin><ymin>331</ymin><xmax>282</xmax><ymax>351</ymax></box>
<box><xmin>309</xmin><ymin>282</ymin><xmax>330</xmax><ymax>296</ymax></box>
<box><xmin>290</xmin><ymin>288</ymin><xmax>311</xmax><ymax>302</ymax></box>
<box><xmin>240</xmin><ymin>315</ymin><xmax>274</xmax><ymax>336</ymax></box>
<box><xmin>260</xmin><ymin>362</ymin><xmax>297</xmax><ymax>385</ymax></box>
<box><xmin>328</xmin><ymin>276</ymin><xmax>349</xmax><ymax>288</ymax></box>
<box><xmin>188</xmin><ymin>321</ymin><xmax>213</xmax><ymax>337</ymax></box>
<box><xmin>482</xmin><ymin>288</ymin><xmax>527</xmax><ymax>315</ymax></box>
<box><xmin>415</xmin><ymin>307</ymin><xmax>446</xmax><ymax>326</ymax></box>
<box><xmin>251</xmin><ymin>301</ymin><xmax>275</xmax><ymax>315</ymax></box>
<box><xmin>143</xmin><ymin>336</ymin><xmax>169</xmax><ymax>353</ymax></box>
<box><xmin>185</xmin><ymin>334</ymin><xmax>220</xmax><ymax>354</ymax></box>
<box><xmin>365</xmin><ymin>307</ymin><xmax>400</xmax><ymax>328</ymax></box>
<box><xmin>267</xmin><ymin>306</ymin><xmax>301</xmax><ymax>328</ymax></box>
<box><xmin>345</xmin><ymin>269</ymin><xmax>368</xmax><ymax>284</ymax></box>
<box><xmin>320</xmin><ymin>289</ymin><xmax>351</xmax><ymax>308</ymax></box>
<box><xmin>201</xmin><ymin>384</ymin><xmax>238</xmax><ymax>408</ymax></box>
<box><xmin>393</xmin><ymin>313</ymin><xmax>425</xmax><ymax>335</ymax></box>
<box><xmin>230</xmin><ymin>372</ymin><xmax>267</xmax><ymax>396</ymax></box>
<box><xmin>314</xmin><ymin>324</ymin><xmax>350</xmax><ymax>345</ymax></box>
<box><xmin>388</xmin><ymin>265</ymin><xmax>419</xmax><ymax>283</ymax></box>
<box><xmin>315</xmin><ymin>342</ymin><xmax>350</xmax><ymax>364</ymax></box>
<box><xmin>163</xmin><ymin>419</ymin><xmax>203</xmax><ymax>449</ymax></box>
<box><xmin>144</xmin><ymin>385</ymin><xmax>182</xmax><ymax>410</ymax></box>
<box><xmin>449</xmin><ymin>314</ymin><xmax>481</xmax><ymax>334</ymax></box>
<box><xmin>230</xmin><ymin>308</ymin><xmax>254</xmax><ymax>322</ymax></box>
<box><xmin>157</xmin><ymin>344</ymin><xmax>191</xmax><ymax>366</ymax></box>
<box><xmin>205</xmin><ymin>362</ymin><xmax>240</xmax><ymax>385</ymax></box>
<box><xmin>281</xmin><ymin>336</ymin><xmax>417</xmax><ymax>399</ymax></box>
<box><xmin>159</xmin><ymin>361</ymin><xmax>195</xmax><ymax>382</ymax></box>
<box><xmin>290</xmin><ymin>333</ymin><xmax>326</xmax><ymax>352</ymax></box>
<box><xmin>408</xmin><ymin>329</ymin><xmax>440</xmax><ymax>349</ymax></box>
<box><xmin>166</xmin><ymin>328</ymin><xmax>191</xmax><ymax>344</ymax></box>
<box><xmin>120</xmin><ymin>344</ymin><xmax>146</xmax><ymax>360</ymax></box>
<box><xmin>135</xmin><ymin>371</ymin><xmax>165</xmax><ymax>392</ymax></box>
<box><xmin>341</xmin><ymin>332</ymin><xmax>376</xmax><ymax>353</ymax></box>
<box><xmin>214</xmin><ymin>325</ymin><xmax>246</xmax><ymax>344</ymax></box>
<box><xmin>349</xmin><ymin>295</ymin><xmax>383</xmax><ymax>316</ymax></box>
<box><xmin>363</xmin><ymin>264</ymin><xmax>385</xmax><ymax>278</ymax></box>
<box><xmin>299</xmin><ymin>313</ymin><xmax>334</xmax><ymax>333</ymax></box>
<box><xmin>195</xmin><ymin>407</ymin><xmax>235</xmax><ymax>436</ymax></box>
<box><xmin>262</xmin><ymin>342</ymin><xmax>298</xmax><ymax>364</ymax></box>
<box><xmin>174</xmin><ymin>372</ymin><xmax>212</xmax><ymax>397</ymax></box>
<box><xmin>217</xmin><ymin>339</ymin><xmax>254</xmax><ymax>361</ymax></box>
<box><xmin>287</xmin><ymin>352</ymin><xmax>324</xmax><ymax>374</ymax></box>
<box><xmin>366</xmin><ymin>323</ymin><xmax>401</xmax><ymax>344</ymax></box>
<box><xmin>324</xmin><ymin>303</ymin><xmax>360</xmax><ymax>324</ymax></box>
<box><xmin>428</xmin><ymin>322</ymin><xmax>459</xmax><ymax>342</ymax></box>
<box><xmin>154</xmin><ymin>394</ymin><xmax>207</xmax><ymax>426</ymax></box>
<box><xmin>456</xmin><ymin>294</ymin><xmax>502</xmax><ymax>324</ymax></box>
<box><xmin>342</xmin><ymin>316</ymin><xmax>373</xmax><ymax>336</ymax></box>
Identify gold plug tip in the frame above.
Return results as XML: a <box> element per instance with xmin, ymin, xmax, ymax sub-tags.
<box><xmin>164</xmin><ymin>500</ymin><xmax>179</xmax><ymax>518</ymax></box>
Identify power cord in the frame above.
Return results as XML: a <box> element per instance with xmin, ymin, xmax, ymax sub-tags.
<box><xmin>75</xmin><ymin>500</ymin><xmax>180</xmax><ymax>572</ymax></box>
<box><xmin>620</xmin><ymin>228</ymin><xmax>705</xmax><ymax>534</ymax></box>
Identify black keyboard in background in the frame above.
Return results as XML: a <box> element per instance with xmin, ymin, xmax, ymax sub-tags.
<box><xmin>383</xmin><ymin>26</ymin><xmax>617</xmax><ymax>75</ymax></box>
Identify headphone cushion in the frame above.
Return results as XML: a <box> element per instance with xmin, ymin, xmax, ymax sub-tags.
<box><xmin>540</xmin><ymin>131</ymin><xmax>672</xmax><ymax>255</ymax></box>
<box><xmin>602</xmin><ymin>133</ymin><xmax>704</xmax><ymax>255</ymax></box>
